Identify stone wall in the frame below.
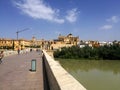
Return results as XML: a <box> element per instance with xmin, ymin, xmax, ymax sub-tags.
<box><xmin>42</xmin><ymin>50</ymin><xmax>87</xmax><ymax>90</ymax></box>
<box><xmin>4</xmin><ymin>50</ymin><xmax>17</xmax><ymax>57</ymax></box>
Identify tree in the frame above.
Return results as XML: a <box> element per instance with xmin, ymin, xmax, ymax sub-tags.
<box><xmin>54</xmin><ymin>44</ymin><xmax>120</xmax><ymax>60</ymax></box>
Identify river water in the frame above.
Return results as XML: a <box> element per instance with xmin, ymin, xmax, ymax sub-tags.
<box><xmin>57</xmin><ymin>59</ymin><xmax>120</xmax><ymax>90</ymax></box>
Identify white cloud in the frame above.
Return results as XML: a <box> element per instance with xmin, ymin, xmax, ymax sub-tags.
<box><xmin>66</xmin><ymin>8</ymin><xmax>80</xmax><ymax>23</ymax></box>
<box><xmin>99</xmin><ymin>15</ymin><xmax>119</xmax><ymax>30</ymax></box>
<box><xmin>13</xmin><ymin>0</ymin><xmax>64</xmax><ymax>24</ymax></box>
<box><xmin>106</xmin><ymin>16</ymin><xmax>119</xmax><ymax>23</ymax></box>
<box><xmin>100</xmin><ymin>25</ymin><xmax>113</xmax><ymax>30</ymax></box>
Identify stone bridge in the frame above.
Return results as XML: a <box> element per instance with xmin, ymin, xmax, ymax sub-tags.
<box><xmin>0</xmin><ymin>50</ymin><xmax>86</xmax><ymax>90</ymax></box>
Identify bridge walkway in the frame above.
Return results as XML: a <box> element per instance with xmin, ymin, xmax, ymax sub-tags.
<box><xmin>0</xmin><ymin>51</ymin><xmax>44</xmax><ymax>90</ymax></box>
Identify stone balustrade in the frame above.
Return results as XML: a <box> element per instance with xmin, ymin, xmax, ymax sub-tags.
<box><xmin>3</xmin><ymin>49</ymin><xmax>30</xmax><ymax>57</ymax></box>
<box><xmin>4</xmin><ymin>50</ymin><xmax>17</xmax><ymax>57</ymax></box>
<box><xmin>42</xmin><ymin>50</ymin><xmax>87</xmax><ymax>90</ymax></box>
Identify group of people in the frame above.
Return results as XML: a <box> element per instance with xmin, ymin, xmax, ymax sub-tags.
<box><xmin>17</xmin><ymin>48</ymin><xmax>33</xmax><ymax>55</ymax></box>
<box><xmin>0</xmin><ymin>51</ymin><xmax>4</xmax><ymax>64</ymax></box>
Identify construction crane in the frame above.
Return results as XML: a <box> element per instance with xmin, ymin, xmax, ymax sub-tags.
<box><xmin>16</xmin><ymin>28</ymin><xmax>30</xmax><ymax>40</ymax></box>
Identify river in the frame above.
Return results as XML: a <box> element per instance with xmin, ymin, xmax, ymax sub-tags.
<box><xmin>57</xmin><ymin>59</ymin><xmax>120</xmax><ymax>90</ymax></box>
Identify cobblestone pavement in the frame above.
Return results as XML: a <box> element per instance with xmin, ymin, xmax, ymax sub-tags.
<box><xmin>0</xmin><ymin>51</ymin><xmax>43</xmax><ymax>90</ymax></box>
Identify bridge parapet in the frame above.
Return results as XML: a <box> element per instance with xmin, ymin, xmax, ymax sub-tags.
<box><xmin>4</xmin><ymin>50</ymin><xmax>17</xmax><ymax>57</ymax></box>
<box><xmin>3</xmin><ymin>49</ymin><xmax>30</xmax><ymax>57</ymax></box>
<box><xmin>42</xmin><ymin>50</ymin><xmax>87</xmax><ymax>90</ymax></box>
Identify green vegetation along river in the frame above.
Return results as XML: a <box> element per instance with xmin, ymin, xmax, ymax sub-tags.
<box><xmin>57</xmin><ymin>59</ymin><xmax>120</xmax><ymax>90</ymax></box>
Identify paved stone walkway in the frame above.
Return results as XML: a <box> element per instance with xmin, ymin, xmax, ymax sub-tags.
<box><xmin>0</xmin><ymin>51</ymin><xmax>43</xmax><ymax>90</ymax></box>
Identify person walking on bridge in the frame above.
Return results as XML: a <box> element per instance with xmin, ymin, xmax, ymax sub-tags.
<box><xmin>0</xmin><ymin>51</ymin><xmax>4</xmax><ymax>64</ymax></box>
<box><xmin>17</xmin><ymin>48</ymin><xmax>20</xmax><ymax>55</ymax></box>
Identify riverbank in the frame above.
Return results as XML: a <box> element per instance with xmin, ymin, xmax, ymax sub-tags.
<box><xmin>54</xmin><ymin>45</ymin><xmax>120</xmax><ymax>60</ymax></box>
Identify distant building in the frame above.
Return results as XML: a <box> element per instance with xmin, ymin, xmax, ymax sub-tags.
<box><xmin>0</xmin><ymin>33</ymin><xmax>79</xmax><ymax>50</ymax></box>
<box><xmin>0</xmin><ymin>38</ymin><xmax>30</xmax><ymax>50</ymax></box>
<box><xmin>58</xmin><ymin>33</ymin><xmax>79</xmax><ymax>44</ymax></box>
<box><xmin>51</xmin><ymin>33</ymin><xmax>80</xmax><ymax>50</ymax></box>
<box><xmin>0</xmin><ymin>38</ymin><xmax>14</xmax><ymax>49</ymax></box>
<box><xmin>79</xmin><ymin>40</ymin><xmax>99</xmax><ymax>48</ymax></box>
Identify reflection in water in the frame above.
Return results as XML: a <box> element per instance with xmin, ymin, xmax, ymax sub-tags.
<box><xmin>57</xmin><ymin>59</ymin><xmax>120</xmax><ymax>90</ymax></box>
<box><xmin>59</xmin><ymin>60</ymin><xmax>120</xmax><ymax>75</ymax></box>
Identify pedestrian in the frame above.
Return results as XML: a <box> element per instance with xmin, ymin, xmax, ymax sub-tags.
<box><xmin>17</xmin><ymin>48</ymin><xmax>20</xmax><ymax>55</ymax></box>
<box><xmin>0</xmin><ymin>51</ymin><xmax>4</xmax><ymax>64</ymax></box>
<box><xmin>30</xmin><ymin>48</ymin><xmax>32</xmax><ymax>52</ymax></box>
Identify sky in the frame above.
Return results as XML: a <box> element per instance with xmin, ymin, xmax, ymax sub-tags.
<box><xmin>0</xmin><ymin>0</ymin><xmax>120</xmax><ymax>41</ymax></box>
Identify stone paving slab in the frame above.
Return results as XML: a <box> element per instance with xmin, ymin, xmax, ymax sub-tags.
<box><xmin>0</xmin><ymin>51</ymin><xmax>43</xmax><ymax>90</ymax></box>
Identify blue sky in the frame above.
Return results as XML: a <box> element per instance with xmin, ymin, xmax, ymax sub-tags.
<box><xmin>0</xmin><ymin>0</ymin><xmax>120</xmax><ymax>41</ymax></box>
